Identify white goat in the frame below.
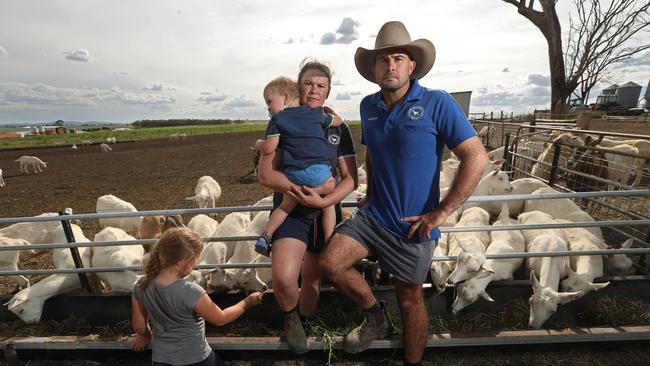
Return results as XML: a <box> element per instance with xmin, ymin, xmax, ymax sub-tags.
<box><xmin>198</xmin><ymin>212</ymin><xmax>251</xmax><ymax>287</ymax></box>
<box><xmin>518</xmin><ymin>210</ymin><xmax>584</xmax><ymax>329</ymax></box>
<box><xmin>186</xmin><ymin>176</ymin><xmax>222</xmax><ymax>209</ymax></box>
<box><xmin>357</xmin><ymin>164</ymin><xmax>367</xmax><ymax>185</ymax></box>
<box><xmin>486</xmin><ymin>146</ymin><xmax>505</xmax><ymax>161</ymax></box>
<box><xmin>446</xmin><ymin>207</ymin><xmax>491</xmax><ymax>284</ymax></box>
<box><xmin>106</xmin><ymin>137</ymin><xmax>116</xmax><ymax>144</ymax></box>
<box><xmin>100</xmin><ymin>143</ymin><xmax>112</xmax><ymax>152</ymax></box>
<box><xmin>92</xmin><ymin>227</ymin><xmax>144</xmax><ymax>293</ymax></box>
<box><xmin>523</xmin><ymin>187</ymin><xmax>603</xmax><ymax>240</ymax></box>
<box><xmin>187</xmin><ymin>214</ymin><xmax>220</xmax><ymax>240</ymax></box>
<box><xmin>429</xmin><ymin>209</ymin><xmax>459</xmax><ymax>293</ymax></box>
<box><xmin>81</xmin><ymin>140</ymin><xmax>92</xmax><ymax>146</ymax></box>
<box><xmin>208</xmin><ymin>212</ymin><xmax>269</xmax><ymax>293</ymax></box>
<box><xmin>16</xmin><ymin>156</ymin><xmax>47</xmax><ymax>174</ymax></box>
<box><xmin>5</xmin><ymin>224</ymin><xmax>93</xmax><ymax>324</ymax></box>
<box><xmin>71</xmin><ymin>144</ymin><xmax>78</xmax><ymax>150</ymax></box>
<box><xmin>452</xmin><ymin>203</ymin><xmax>525</xmax><ymax>313</ymax></box>
<box><xmin>0</xmin><ymin>213</ymin><xmax>62</xmax><ymax>244</ymax></box>
<box><xmin>96</xmin><ymin>194</ymin><xmax>143</xmax><ymax>238</ymax></box>
<box><xmin>461</xmin><ymin>170</ymin><xmax>513</xmax><ymax>216</ymax></box>
<box><xmin>557</xmin><ymin>219</ymin><xmax>610</xmax><ymax>294</ymax></box>
<box><xmin>506</xmin><ymin>178</ymin><xmax>550</xmax><ymax>217</ymax></box>
<box><xmin>0</xmin><ymin>236</ymin><xmax>34</xmax><ymax>292</ymax></box>
<box><xmin>0</xmin><ymin>168</ymin><xmax>5</xmax><ymax>187</ymax></box>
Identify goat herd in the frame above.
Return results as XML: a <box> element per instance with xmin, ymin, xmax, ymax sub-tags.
<box><xmin>0</xmin><ymin>129</ymin><xmax>647</xmax><ymax>331</ymax></box>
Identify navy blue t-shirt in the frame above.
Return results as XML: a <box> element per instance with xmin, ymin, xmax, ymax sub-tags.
<box><xmin>266</xmin><ymin>105</ymin><xmax>333</xmax><ymax>172</ymax></box>
<box><xmin>360</xmin><ymin>79</ymin><xmax>476</xmax><ymax>241</ymax></box>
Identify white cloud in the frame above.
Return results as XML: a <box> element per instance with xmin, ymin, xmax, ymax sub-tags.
<box><xmin>197</xmin><ymin>93</ymin><xmax>229</xmax><ymax>104</ymax></box>
<box><xmin>336</xmin><ymin>92</ymin><xmax>351</xmax><ymax>100</ymax></box>
<box><xmin>224</xmin><ymin>95</ymin><xmax>256</xmax><ymax>108</ymax></box>
<box><xmin>350</xmin><ymin>91</ymin><xmax>361</xmax><ymax>95</ymax></box>
<box><xmin>0</xmin><ymin>46</ymin><xmax>8</xmax><ymax>59</ymax></box>
<box><xmin>283</xmin><ymin>38</ymin><xmax>295</xmax><ymax>44</ymax></box>
<box><xmin>0</xmin><ymin>82</ymin><xmax>175</xmax><ymax>106</ymax></box>
<box><xmin>320</xmin><ymin>17</ymin><xmax>360</xmax><ymax>45</ymax></box>
<box><xmin>527</xmin><ymin>73</ymin><xmax>550</xmax><ymax>87</ymax></box>
<box><xmin>64</xmin><ymin>49</ymin><xmax>94</xmax><ymax>63</ymax></box>
<box><xmin>331</xmin><ymin>78</ymin><xmax>345</xmax><ymax>86</ymax></box>
<box><xmin>143</xmin><ymin>83</ymin><xmax>164</xmax><ymax>91</ymax></box>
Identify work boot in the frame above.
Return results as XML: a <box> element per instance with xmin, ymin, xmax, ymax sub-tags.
<box><xmin>284</xmin><ymin>309</ymin><xmax>310</xmax><ymax>354</ymax></box>
<box><xmin>343</xmin><ymin>301</ymin><xmax>393</xmax><ymax>353</ymax></box>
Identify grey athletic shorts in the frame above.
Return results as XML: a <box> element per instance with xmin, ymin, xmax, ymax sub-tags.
<box><xmin>335</xmin><ymin>210</ymin><xmax>436</xmax><ymax>284</ymax></box>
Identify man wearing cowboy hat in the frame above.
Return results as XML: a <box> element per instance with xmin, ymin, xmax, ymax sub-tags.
<box><xmin>320</xmin><ymin>21</ymin><xmax>488</xmax><ymax>365</ymax></box>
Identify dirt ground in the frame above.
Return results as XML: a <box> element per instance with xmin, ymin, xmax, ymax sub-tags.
<box><xmin>0</xmin><ymin>127</ymin><xmax>364</xmax><ymax>294</ymax></box>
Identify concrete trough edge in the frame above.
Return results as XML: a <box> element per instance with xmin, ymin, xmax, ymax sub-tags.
<box><xmin>2</xmin><ymin>326</ymin><xmax>650</xmax><ymax>351</ymax></box>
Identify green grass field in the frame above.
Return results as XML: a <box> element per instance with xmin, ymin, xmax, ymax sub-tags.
<box><xmin>0</xmin><ymin>121</ymin><xmax>361</xmax><ymax>150</ymax></box>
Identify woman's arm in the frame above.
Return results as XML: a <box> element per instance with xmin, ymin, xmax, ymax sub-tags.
<box><xmin>257</xmin><ymin>149</ymin><xmax>299</xmax><ymax>193</ymax></box>
<box><xmin>194</xmin><ymin>292</ymin><xmax>263</xmax><ymax>327</ymax></box>
<box><xmin>287</xmin><ymin>155</ymin><xmax>358</xmax><ymax>209</ymax></box>
<box><xmin>131</xmin><ymin>295</ymin><xmax>151</xmax><ymax>351</ymax></box>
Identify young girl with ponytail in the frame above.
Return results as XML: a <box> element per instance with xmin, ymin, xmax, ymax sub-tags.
<box><xmin>131</xmin><ymin>227</ymin><xmax>264</xmax><ymax>366</ymax></box>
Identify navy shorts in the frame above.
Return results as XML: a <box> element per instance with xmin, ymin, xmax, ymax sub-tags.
<box><xmin>272</xmin><ymin>214</ymin><xmax>327</xmax><ymax>253</ymax></box>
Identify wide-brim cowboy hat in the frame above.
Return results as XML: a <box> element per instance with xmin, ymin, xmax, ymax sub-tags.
<box><xmin>355</xmin><ymin>21</ymin><xmax>436</xmax><ymax>83</ymax></box>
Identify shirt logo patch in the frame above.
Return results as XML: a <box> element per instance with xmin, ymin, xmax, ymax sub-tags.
<box><xmin>367</xmin><ymin>117</ymin><xmax>378</xmax><ymax>121</ymax></box>
<box><xmin>407</xmin><ymin>105</ymin><xmax>424</xmax><ymax>120</ymax></box>
<box><xmin>328</xmin><ymin>134</ymin><xmax>340</xmax><ymax>145</ymax></box>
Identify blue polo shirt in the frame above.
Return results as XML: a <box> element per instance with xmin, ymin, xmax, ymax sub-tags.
<box><xmin>360</xmin><ymin>79</ymin><xmax>476</xmax><ymax>241</ymax></box>
<box><xmin>266</xmin><ymin>105</ymin><xmax>333</xmax><ymax>172</ymax></box>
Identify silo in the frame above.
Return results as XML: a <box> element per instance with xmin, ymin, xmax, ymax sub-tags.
<box><xmin>615</xmin><ymin>81</ymin><xmax>642</xmax><ymax>107</ymax></box>
<box><xmin>645</xmin><ymin>80</ymin><xmax>650</xmax><ymax>110</ymax></box>
<box><xmin>602</xmin><ymin>84</ymin><xmax>619</xmax><ymax>95</ymax></box>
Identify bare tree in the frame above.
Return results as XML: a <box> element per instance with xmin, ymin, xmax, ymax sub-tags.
<box><xmin>566</xmin><ymin>0</ymin><xmax>650</xmax><ymax>103</ymax></box>
<box><xmin>502</xmin><ymin>0</ymin><xmax>650</xmax><ymax>115</ymax></box>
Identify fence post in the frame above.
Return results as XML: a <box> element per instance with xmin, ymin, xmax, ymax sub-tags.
<box><xmin>502</xmin><ymin>133</ymin><xmax>511</xmax><ymax>172</ymax></box>
<box><xmin>548</xmin><ymin>142</ymin><xmax>562</xmax><ymax>186</ymax></box>
<box><xmin>59</xmin><ymin>212</ymin><xmax>92</xmax><ymax>293</ymax></box>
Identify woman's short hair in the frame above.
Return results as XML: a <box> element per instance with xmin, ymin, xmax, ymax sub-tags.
<box><xmin>298</xmin><ymin>57</ymin><xmax>333</xmax><ymax>86</ymax></box>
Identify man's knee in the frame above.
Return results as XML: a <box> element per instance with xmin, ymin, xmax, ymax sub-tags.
<box><xmin>395</xmin><ymin>282</ymin><xmax>425</xmax><ymax>309</ymax></box>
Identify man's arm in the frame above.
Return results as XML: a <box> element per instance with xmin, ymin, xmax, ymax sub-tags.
<box><xmin>401</xmin><ymin>136</ymin><xmax>488</xmax><ymax>240</ymax></box>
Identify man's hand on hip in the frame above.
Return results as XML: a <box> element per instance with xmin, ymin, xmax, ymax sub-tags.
<box><xmin>401</xmin><ymin>209</ymin><xmax>448</xmax><ymax>241</ymax></box>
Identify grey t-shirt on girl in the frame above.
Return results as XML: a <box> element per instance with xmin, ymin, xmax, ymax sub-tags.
<box><xmin>133</xmin><ymin>276</ymin><xmax>212</xmax><ymax>365</ymax></box>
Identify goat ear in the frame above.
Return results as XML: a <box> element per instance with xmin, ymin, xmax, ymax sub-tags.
<box><xmin>589</xmin><ymin>281</ymin><xmax>610</xmax><ymax>291</ymax></box>
<box><xmin>185</xmin><ymin>196</ymin><xmax>197</xmax><ymax>201</ymax></box>
<box><xmin>493</xmin><ymin>159</ymin><xmax>504</xmax><ymax>169</ymax></box>
<box><xmin>480</xmin><ymin>290</ymin><xmax>495</xmax><ymax>302</ymax></box>
<box><xmin>530</xmin><ymin>270</ymin><xmax>542</xmax><ymax>292</ymax></box>
<box><xmin>6</xmin><ymin>297</ymin><xmax>26</xmax><ymax>310</ymax></box>
<box><xmin>557</xmin><ymin>290</ymin><xmax>584</xmax><ymax>305</ymax></box>
<box><xmin>158</xmin><ymin>216</ymin><xmax>166</xmax><ymax>225</ymax></box>
<box><xmin>621</xmin><ymin>239</ymin><xmax>634</xmax><ymax>249</ymax></box>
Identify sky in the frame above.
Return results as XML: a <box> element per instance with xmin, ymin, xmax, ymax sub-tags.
<box><xmin>0</xmin><ymin>0</ymin><xmax>649</xmax><ymax>125</ymax></box>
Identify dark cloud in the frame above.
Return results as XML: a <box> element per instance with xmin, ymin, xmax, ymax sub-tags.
<box><xmin>320</xmin><ymin>17</ymin><xmax>360</xmax><ymax>45</ymax></box>
<box><xmin>64</xmin><ymin>49</ymin><xmax>93</xmax><ymax>63</ymax></box>
<box><xmin>625</xmin><ymin>51</ymin><xmax>650</xmax><ymax>66</ymax></box>
<box><xmin>283</xmin><ymin>38</ymin><xmax>295</xmax><ymax>44</ymax></box>
<box><xmin>331</xmin><ymin>79</ymin><xmax>345</xmax><ymax>86</ymax></box>
<box><xmin>350</xmin><ymin>91</ymin><xmax>362</xmax><ymax>96</ymax></box>
<box><xmin>527</xmin><ymin>73</ymin><xmax>550</xmax><ymax>87</ymax></box>
<box><xmin>477</xmin><ymin>87</ymin><xmax>488</xmax><ymax>94</ymax></box>
<box><xmin>502</xmin><ymin>67</ymin><xmax>510</xmax><ymax>73</ymax></box>
<box><xmin>113</xmin><ymin>71</ymin><xmax>129</xmax><ymax>75</ymax></box>
<box><xmin>320</xmin><ymin>33</ymin><xmax>337</xmax><ymax>45</ymax></box>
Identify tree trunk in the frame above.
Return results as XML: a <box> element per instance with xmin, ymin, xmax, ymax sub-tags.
<box><xmin>544</xmin><ymin>5</ymin><xmax>569</xmax><ymax>116</ymax></box>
